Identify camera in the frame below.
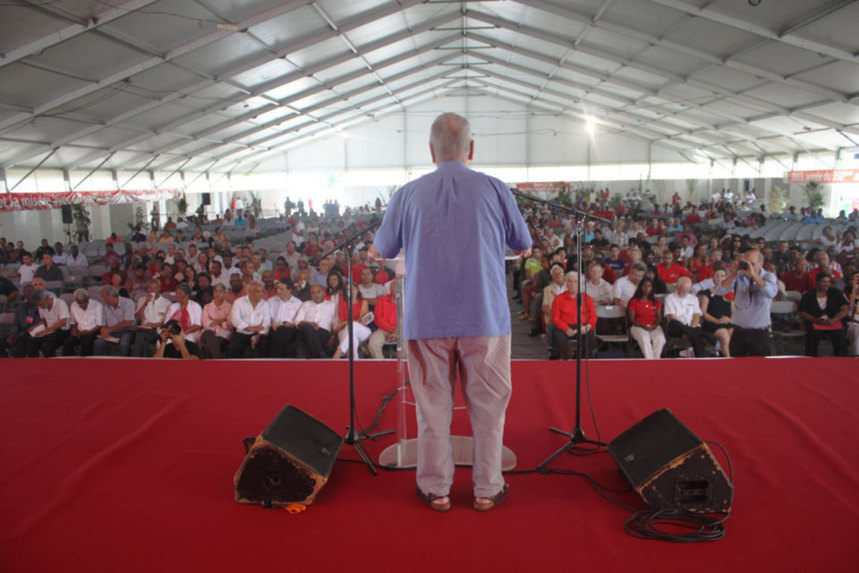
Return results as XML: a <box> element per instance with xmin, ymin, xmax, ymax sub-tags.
<box><xmin>164</xmin><ymin>320</ymin><xmax>182</xmax><ymax>335</ymax></box>
<box><xmin>737</xmin><ymin>261</ymin><xmax>750</xmax><ymax>271</ymax></box>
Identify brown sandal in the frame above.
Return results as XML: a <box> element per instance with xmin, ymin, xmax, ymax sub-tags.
<box><xmin>416</xmin><ymin>487</ymin><xmax>451</xmax><ymax>512</ymax></box>
<box><xmin>473</xmin><ymin>483</ymin><xmax>509</xmax><ymax>512</ymax></box>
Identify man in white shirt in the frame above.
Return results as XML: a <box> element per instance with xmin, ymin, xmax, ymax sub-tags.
<box><xmin>8</xmin><ymin>252</ymin><xmax>37</xmax><ymax>286</ymax></box>
<box><xmin>664</xmin><ymin>277</ymin><xmax>717</xmax><ymax>357</ymax></box>
<box><xmin>280</xmin><ymin>241</ymin><xmax>302</xmax><ymax>273</ymax></box>
<box><xmin>358</xmin><ymin>267</ymin><xmax>386</xmax><ymax>305</ymax></box>
<box><xmin>295</xmin><ymin>284</ymin><xmax>336</xmax><ymax>358</ymax></box>
<box><xmin>63</xmin><ymin>288</ymin><xmax>103</xmax><ymax>357</ymax></box>
<box><xmin>209</xmin><ymin>260</ymin><xmax>229</xmax><ymax>287</ymax></box>
<box><xmin>52</xmin><ymin>243</ymin><xmax>69</xmax><ymax>266</ymax></box>
<box><xmin>26</xmin><ymin>289</ymin><xmax>70</xmax><ymax>357</ymax></box>
<box><xmin>164</xmin><ymin>244</ymin><xmax>177</xmax><ymax>265</ymax></box>
<box><xmin>544</xmin><ymin>227</ymin><xmax>563</xmax><ymax>250</ymax></box>
<box><xmin>227</xmin><ymin>282</ymin><xmax>270</xmax><ymax>357</ymax></box>
<box><xmin>66</xmin><ymin>245</ymin><xmax>89</xmax><ymax>268</ymax></box>
<box><xmin>269</xmin><ymin>278</ymin><xmax>302</xmax><ymax>358</ymax></box>
<box><xmin>131</xmin><ymin>280</ymin><xmax>173</xmax><ymax>357</ymax></box>
<box><xmin>613</xmin><ymin>262</ymin><xmax>646</xmax><ymax>308</ymax></box>
<box><xmin>583</xmin><ymin>261</ymin><xmax>614</xmax><ymax>305</ymax></box>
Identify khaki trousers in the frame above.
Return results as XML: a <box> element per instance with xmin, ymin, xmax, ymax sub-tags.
<box><xmin>407</xmin><ymin>335</ymin><xmax>512</xmax><ymax>498</ymax></box>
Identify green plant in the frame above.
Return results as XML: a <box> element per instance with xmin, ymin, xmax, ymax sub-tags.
<box><xmin>176</xmin><ymin>196</ymin><xmax>188</xmax><ymax>216</ymax></box>
<box><xmin>686</xmin><ymin>179</ymin><xmax>698</xmax><ymax>199</ymax></box>
<box><xmin>71</xmin><ymin>203</ymin><xmax>91</xmax><ymax>243</ymax></box>
<box><xmin>608</xmin><ymin>193</ymin><xmax>623</xmax><ymax>211</ymax></box>
<box><xmin>652</xmin><ymin>179</ymin><xmax>668</xmax><ymax>203</ymax></box>
<box><xmin>769</xmin><ymin>185</ymin><xmax>788</xmax><ymax>214</ymax></box>
<box><xmin>555</xmin><ymin>183</ymin><xmax>572</xmax><ymax>205</ymax></box>
<box><xmin>127</xmin><ymin>206</ymin><xmax>149</xmax><ymax>233</ymax></box>
<box><xmin>376</xmin><ymin>185</ymin><xmax>397</xmax><ymax>208</ymax></box>
<box><xmin>804</xmin><ymin>181</ymin><xmax>824</xmax><ymax>211</ymax></box>
<box><xmin>248</xmin><ymin>191</ymin><xmax>262</xmax><ymax>218</ymax></box>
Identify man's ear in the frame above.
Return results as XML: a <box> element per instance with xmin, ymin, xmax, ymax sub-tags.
<box><xmin>467</xmin><ymin>140</ymin><xmax>474</xmax><ymax>161</ymax></box>
<box><xmin>429</xmin><ymin>144</ymin><xmax>436</xmax><ymax>164</ymax></box>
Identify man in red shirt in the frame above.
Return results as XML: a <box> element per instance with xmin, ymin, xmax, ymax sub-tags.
<box><xmin>656</xmin><ymin>251</ymin><xmax>690</xmax><ymax>284</ymax></box>
<box><xmin>809</xmin><ymin>252</ymin><xmax>843</xmax><ymax>285</ymax></box>
<box><xmin>368</xmin><ymin>281</ymin><xmax>397</xmax><ymax>358</ymax></box>
<box><xmin>550</xmin><ymin>271</ymin><xmax>598</xmax><ymax>360</ymax></box>
<box><xmin>781</xmin><ymin>257</ymin><xmax>813</xmax><ymax>293</ymax></box>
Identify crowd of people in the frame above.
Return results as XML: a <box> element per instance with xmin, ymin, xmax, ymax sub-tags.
<box><xmin>1</xmin><ymin>193</ymin><xmax>858</xmax><ymax>359</ymax></box>
<box><xmin>0</xmin><ymin>211</ymin><xmax>399</xmax><ymax>359</ymax></box>
<box><xmin>511</xmin><ymin>195</ymin><xmax>859</xmax><ymax>358</ymax></box>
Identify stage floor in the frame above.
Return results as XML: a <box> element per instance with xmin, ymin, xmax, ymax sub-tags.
<box><xmin>1</xmin><ymin>357</ymin><xmax>857</xmax><ymax>572</ymax></box>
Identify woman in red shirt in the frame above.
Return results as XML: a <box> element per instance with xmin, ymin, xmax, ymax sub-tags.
<box><xmin>332</xmin><ymin>284</ymin><xmax>371</xmax><ymax>359</ymax></box>
<box><xmin>627</xmin><ymin>277</ymin><xmax>666</xmax><ymax>359</ymax></box>
<box><xmin>551</xmin><ymin>271</ymin><xmax>598</xmax><ymax>360</ymax></box>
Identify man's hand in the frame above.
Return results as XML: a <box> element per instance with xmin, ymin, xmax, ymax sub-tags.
<box><xmin>514</xmin><ymin>248</ymin><xmax>532</xmax><ymax>258</ymax></box>
<box><xmin>367</xmin><ymin>245</ymin><xmax>380</xmax><ymax>261</ymax></box>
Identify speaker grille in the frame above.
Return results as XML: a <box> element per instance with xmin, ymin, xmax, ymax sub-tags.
<box><xmin>235</xmin><ymin>447</ymin><xmax>317</xmax><ymax>504</ymax></box>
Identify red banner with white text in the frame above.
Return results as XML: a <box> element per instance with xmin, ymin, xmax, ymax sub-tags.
<box><xmin>0</xmin><ymin>189</ymin><xmax>183</xmax><ymax>212</ymax></box>
<box><xmin>785</xmin><ymin>170</ymin><xmax>859</xmax><ymax>184</ymax></box>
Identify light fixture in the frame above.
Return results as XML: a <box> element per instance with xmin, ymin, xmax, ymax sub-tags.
<box><xmin>585</xmin><ymin>116</ymin><xmax>597</xmax><ymax>136</ymax></box>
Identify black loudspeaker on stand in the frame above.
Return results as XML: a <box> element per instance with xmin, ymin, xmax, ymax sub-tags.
<box><xmin>234</xmin><ymin>405</ymin><xmax>344</xmax><ymax>507</ymax></box>
<box><xmin>608</xmin><ymin>408</ymin><xmax>733</xmax><ymax>513</ymax></box>
<box><xmin>61</xmin><ymin>204</ymin><xmax>73</xmax><ymax>224</ymax></box>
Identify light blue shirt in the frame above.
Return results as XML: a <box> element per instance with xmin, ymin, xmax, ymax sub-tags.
<box><xmin>727</xmin><ymin>270</ymin><xmax>778</xmax><ymax>328</ymax></box>
<box><xmin>374</xmin><ymin>161</ymin><xmax>531</xmax><ymax>340</ymax></box>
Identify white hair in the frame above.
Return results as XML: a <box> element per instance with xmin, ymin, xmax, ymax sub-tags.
<box><xmin>429</xmin><ymin>113</ymin><xmax>472</xmax><ymax>161</ymax></box>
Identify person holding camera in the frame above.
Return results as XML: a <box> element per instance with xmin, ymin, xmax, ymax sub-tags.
<box><xmin>161</xmin><ymin>284</ymin><xmax>203</xmax><ymax>358</ymax></box>
<box><xmin>153</xmin><ymin>319</ymin><xmax>199</xmax><ymax>360</ymax></box>
<box><xmin>721</xmin><ymin>249</ymin><xmax>778</xmax><ymax>356</ymax></box>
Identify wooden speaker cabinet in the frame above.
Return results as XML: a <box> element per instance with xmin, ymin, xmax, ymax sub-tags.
<box><xmin>608</xmin><ymin>408</ymin><xmax>733</xmax><ymax>513</ymax></box>
<box><xmin>234</xmin><ymin>405</ymin><xmax>344</xmax><ymax>507</ymax></box>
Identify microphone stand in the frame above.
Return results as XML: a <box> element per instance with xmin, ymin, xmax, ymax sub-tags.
<box><xmin>509</xmin><ymin>189</ymin><xmax>610</xmax><ymax>471</ymax></box>
<box><xmin>316</xmin><ymin>218</ymin><xmax>393</xmax><ymax>475</ymax></box>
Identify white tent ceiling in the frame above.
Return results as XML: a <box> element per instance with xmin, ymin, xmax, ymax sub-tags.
<box><xmin>1</xmin><ymin>0</ymin><xmax>858</xmax><ymax>176</ymax></box>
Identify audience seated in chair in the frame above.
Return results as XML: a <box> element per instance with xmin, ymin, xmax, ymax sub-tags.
<box><xmin>227</xmin><ymin>282</ymin><xmax>270</xmax><ymax>358</ymax></box>
<box><xmin>798</xmin><ymin>272</ymin><xmax>849</xmax><ymax>356</ymax></box>
<box><xmin>131</xmin><ymin>280</ymin><xmax>172</xmax><ymax>357</ymax></box>
<box><xmin>267</xmin><ymin>278</ymin><xmax>301</xmax><ymax>358</ymax></box>
<box><xmin>93</xmin><ymin>286</ymin><xmax>135</xmax><ymax>356</ymax></box>
<box><xmin>550</xmin><ymin>271</ymin><xmax>597</xmax><ymax>360</ymax></box>
<box><xmin>296</xmin><ymin>284</ymin><xmax>336</xmax><ymax>358</ymax></box>
<box><xmin>664</xmin><ymin>277</ymin><xmax>717</xmax><ymax>358</ymax></box>
<box><xmin>332</xmin><ymin>283</ymin><xmax>372</xmax><ymax>360</ymax></box>
<box><xmin>25</xmin><ymin>290</ymin><xmax>69</xmax><ymax>357</ymax></box>
<box><xmin>698</xmin><ymin>268</ymin><xmax>734</xmax><ymax>357</ymax></box>
<box><xmin>845</xmin><ymin>272</ymin><xmax>858</xmax><ymax>356</ymax></box>
<box><xmin>63</xmin><ymin>288</ymin><xmax>102</xmax><ymax>357</ymax></box>
<box><xmin>200</xmin><ymin>283</ymin><xmax>233</xmax><ymax>359</ymax></box>
<box><xmin>368</xmin><ymin>280</ymin><xmax>398</xmax><ymax>359</ymax></box>
<box><xmin>627</xmin><ymin>277</ymin><xmax>666</xmax><ymax>359</ymax></box>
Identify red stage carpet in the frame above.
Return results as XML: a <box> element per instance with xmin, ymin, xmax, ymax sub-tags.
<box><xmin>1</xmin><ymin>358</ymin><xmax>858</xmax><ymax>572</ymax></box>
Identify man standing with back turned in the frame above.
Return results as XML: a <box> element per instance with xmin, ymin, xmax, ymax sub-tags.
<box><xmin>373</xmin><ymin>113</ymin><xmax>531</xmax><ymax>512</ymax></box>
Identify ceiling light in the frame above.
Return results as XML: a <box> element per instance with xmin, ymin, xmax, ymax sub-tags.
<box><xmin>585</xmin><ymin>117</ymin><xmax>597</xmax><ymax>136</ymax></box>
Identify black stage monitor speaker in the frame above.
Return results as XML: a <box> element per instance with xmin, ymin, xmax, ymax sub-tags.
<box><xmin>202</xmin><ymin>192</ymin><xmax>211</xmax><ymax>205</ymax></box>
<box><xmin>61</xmin><ymin>204</ymin><xmax>73</xmax><ymax>224</ymax></box>
<box><xmin>234</xmin><ymin>405</ymin><xmax>344</xmax><ymax>507</ymax></box>
<box><xmin>608</xmin><ymin>408</ymin><xmax>733</xmax><ymax>513</ymax></box>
